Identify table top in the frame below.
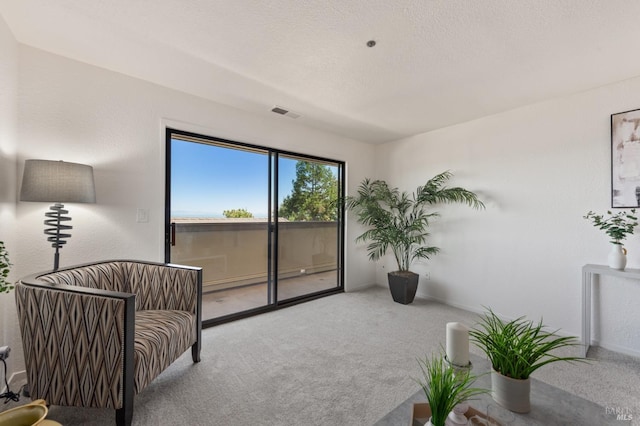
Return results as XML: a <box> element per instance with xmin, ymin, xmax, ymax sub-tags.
<box><xmin>583</xmin><ymin>263</ymin><xmax>640</xmax><ymax>279</ymax></box>
<box><xmin>374</xmin><ymin>356</ymin><xmax>618</xmax><ymax>426</ymax></box>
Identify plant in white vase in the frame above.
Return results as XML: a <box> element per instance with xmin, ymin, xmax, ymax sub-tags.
<box><xmin>584</xmin><ymin>209</ymin><xmax>638</xmax><ymax>269</ymax></box>
<box><xmin>470</xmin><ymin>309</ymin><xmax>586</xmax><ymax>413</ymax></box>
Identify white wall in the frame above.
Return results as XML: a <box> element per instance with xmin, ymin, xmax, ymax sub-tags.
<box><xmin>376</xmin><ymin>77</ymin><xmax>640</xmax><ymax>356</ymax></box>
<box><xmin>6</xmin><ymin>44</ymin><xmax>376</xmax><ymax>375</ymax></box>
<box><xmin>0</xmin><ymin>15</ymin><xmax>20</xmax><ymax>388</ymax></box>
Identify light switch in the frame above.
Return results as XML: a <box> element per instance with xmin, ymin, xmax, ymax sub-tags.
<box><xmin>136</xmin><ymin>208</ymin><xmax>149</xmax><ymax>223</ymax></box>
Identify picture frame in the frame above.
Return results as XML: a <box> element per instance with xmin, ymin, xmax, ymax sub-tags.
<box><xmin>611</xmin><ymin>108</ymin><xmax>640</xmax><ymax>207</ymax></box>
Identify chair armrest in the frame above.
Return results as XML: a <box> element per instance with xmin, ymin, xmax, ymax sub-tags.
<box><xmin>15</xmin><ymin>278</ymin><xmax>135</xmax><ymax>410</ymax></box>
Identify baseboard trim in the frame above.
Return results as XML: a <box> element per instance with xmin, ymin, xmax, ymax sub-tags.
<box><xmin>10</xmin><ymin>370</ymin><xmax>26</xmax><ymax>386</ymax></box>
<box><xmin>590</xmin><ymin>340</ymin><xmax>640</xmax><ymax>358</ymax></box>
<box><xmin>2</xmin><ymin>369</ymin><xmax>27</xmax><ymax>394</ymax></box>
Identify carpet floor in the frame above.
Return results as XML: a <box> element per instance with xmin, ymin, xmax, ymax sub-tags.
<box><xmin>3</xmin><ymin>286</ymin><xmax>639</xmax><ymax>425</ymax></box>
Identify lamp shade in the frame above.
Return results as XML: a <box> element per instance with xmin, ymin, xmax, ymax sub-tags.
<box><xmin>20</xmin><ymin>159</ymin><xmax>96</xmax><ymax>203</ymax></box>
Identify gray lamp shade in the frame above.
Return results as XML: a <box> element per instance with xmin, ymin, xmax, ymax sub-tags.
<box><xmin>20</xmin><ymin>159</ymin><xmax>96</xmax><ymax>203</ymax></box>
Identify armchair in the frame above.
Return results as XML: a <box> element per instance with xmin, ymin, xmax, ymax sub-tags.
<box><xmin>15</xmin><ymin>260</ymin><xmax>202</xmax><ymax>426</ymax></box>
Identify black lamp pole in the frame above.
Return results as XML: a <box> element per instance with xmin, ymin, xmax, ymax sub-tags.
<box><xmin>45</xmin><ymin>203</ymin><xmax>73</xmax><ymax>271</ymax></box>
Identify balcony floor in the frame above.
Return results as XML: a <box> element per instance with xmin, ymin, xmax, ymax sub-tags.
<box><xmin>202</xmin><ymin>270</ymin><xmax>338</xmax><ymax>320</ymax></box>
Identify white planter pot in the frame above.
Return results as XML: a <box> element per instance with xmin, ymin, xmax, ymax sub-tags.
<box><xmin>491</xmin><ymin>369</ymin><xmax>531</xmax><ymax>413</ymax></box>
<box><xmin>607</xmin><ymin>244</ymin><xmax>627</xmax><ymax>270</ymax></box>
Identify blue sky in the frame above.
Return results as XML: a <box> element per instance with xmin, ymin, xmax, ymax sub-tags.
<box><xmin>170</xmin><ymin>139</ymin><xmax>297</xmax><ymax>218</ymax></box>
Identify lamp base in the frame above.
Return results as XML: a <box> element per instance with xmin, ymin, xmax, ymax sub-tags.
<box><xmin>43</xmin><ymin>203</ymin><xmax>72</xmax><ymax>271</ymax></box>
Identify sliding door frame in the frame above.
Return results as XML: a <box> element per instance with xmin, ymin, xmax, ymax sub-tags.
<box><xmin>165</xmin><ymin>128</ymin><xmax>345</xmax><ymax>327</ymax></box>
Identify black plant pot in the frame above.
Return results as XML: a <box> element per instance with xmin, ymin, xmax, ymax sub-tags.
<box><xmin>387</xmin><ymin>271</ymin><xmax>419</xmax><ymax>304</ymax></box>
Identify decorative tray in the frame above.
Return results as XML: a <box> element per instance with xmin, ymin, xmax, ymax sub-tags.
<box><xmin>411</xmin><ymin>402</ymin><xmax>498</xmax><ymax>426</ymax></box>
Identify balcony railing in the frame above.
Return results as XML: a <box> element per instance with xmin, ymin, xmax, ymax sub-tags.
<box><xmin>171</xmin><ymin>219</ymin><xmax>339</xmax><ymax>293</ymax></box>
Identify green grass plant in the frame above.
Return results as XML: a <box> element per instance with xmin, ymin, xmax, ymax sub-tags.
<box><xmin>416</xmin><ymin>354</ymin><xmax>487</xmax><ymax>426</ymax></box>
<box><xmin>469</xmin><ymin>309</ymin><xmax>586</xmax><ymax>380</ymax></box>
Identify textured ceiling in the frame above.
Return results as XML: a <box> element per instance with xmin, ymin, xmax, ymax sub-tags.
<box><xmin>3</xmin><ymin>0</ymin><xmax>640</xmax><ymax>144</ymax></box>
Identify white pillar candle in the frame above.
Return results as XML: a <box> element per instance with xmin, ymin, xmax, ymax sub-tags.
<box><xmin>446</xmin><ymin>322</ymin><xmax>470</xmax><ymax>367</ymax></box>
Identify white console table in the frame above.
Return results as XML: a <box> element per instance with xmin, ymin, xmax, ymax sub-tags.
<box><xmin>581</xmin><ymin>264</ymin><xmax>640</xmax><ymax>357</ymax></box>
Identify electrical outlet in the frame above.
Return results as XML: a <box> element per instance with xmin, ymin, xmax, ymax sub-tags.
<box><xmin>0</xmin><ymin>346</ymin><xmax>10</xmax><ymax>361</ymax></box>
<box><xmin>424</xmin><ymin>272</ymin><xmax>431</xmax><ymax>280</ymax></box>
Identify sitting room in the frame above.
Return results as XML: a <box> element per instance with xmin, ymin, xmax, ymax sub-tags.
<box><xmin>1</xmin><ymin>1</ymin><xmax>639</xmax><ymax>425</ymax></box>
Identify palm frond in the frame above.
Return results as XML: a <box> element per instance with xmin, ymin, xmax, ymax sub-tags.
<box><xmin>423</xmin><ymin>187</ymin><xmax>485</xmax><ymax>209</ymax></box>
<box><xmin>345</xmin><ymin>173</ymin><xmax>484</xmax><ymax>271</ymax></box>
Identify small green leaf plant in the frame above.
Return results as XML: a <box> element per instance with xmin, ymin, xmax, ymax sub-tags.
<box><xmin>415</xmin><ymin>353</ymin><xmax>487</xmax><ymax>426</ymax></box>
<box><xmin>0</xmin><ymin>241</ymin><xmax>13</xmax><ymax>293</ymax></box>
<box><xmin>584</xmin><ymin>209</ymin><xmax>638</xmax><ymax>245</ymax></box>
<box><xmin>469</xmin><ymin>309</ymin><xmax>586</xmax><ymax>380</ymax></box>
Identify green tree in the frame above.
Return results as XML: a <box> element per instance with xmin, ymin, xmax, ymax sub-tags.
<box><xmin>223</xmin><ymin>208</ymin><xmax>254</xmax><ymax>218</ymax></box>
<box><xmin>279</xmin><ymin>162</ymin><xmax>338</xmax><ymax>221</ymax></box>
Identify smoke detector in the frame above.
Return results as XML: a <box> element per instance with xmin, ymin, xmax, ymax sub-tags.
<box><xmin>271</xmin><ymin>105</ymin><xmax>301</xmax><ymax>119</ymax></box>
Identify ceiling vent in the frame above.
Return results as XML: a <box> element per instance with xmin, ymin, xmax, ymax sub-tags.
<box><xmin>271</xmin><ymin>105</ymin><xmax>301</xmax><ymax>119</ymax></box>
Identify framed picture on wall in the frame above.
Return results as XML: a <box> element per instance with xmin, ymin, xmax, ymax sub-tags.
<box><xmin>611</xmin><ymin>108</ymin><xmax>640</xmax><ymax>207</ymax></box>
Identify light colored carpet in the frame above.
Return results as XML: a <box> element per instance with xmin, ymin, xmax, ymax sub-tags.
<box><xmin>3</xmin><ymin>286</ymin><xmax>640</xmax><ymax>425</ymax></box>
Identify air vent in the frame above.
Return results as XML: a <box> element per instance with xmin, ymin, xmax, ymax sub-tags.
<box><xmin>271</xmin><ymin>105</ymin><xmax>301</xmax><ymax>119</ymax></box>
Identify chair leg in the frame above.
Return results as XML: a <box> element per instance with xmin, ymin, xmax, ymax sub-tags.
<box><xmin>116</xmin><ymin>404</ymin><xmax>133</xmax><ymax>426</ymax></box>
<box><xmin>191</xmin><ymin>341</ymin><xmax>201</xmax><ymax>363</ymax></box>
<box><xmin>118</xmin><ymin>297</ymin><xmax>135</xmax><ymax>426</ymax></box>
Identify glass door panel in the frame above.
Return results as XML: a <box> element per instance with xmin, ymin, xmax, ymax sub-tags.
<box><xmin>276</xmin><ymin>155</ymin><xmax>341</xmax><ymax>301</ymax></box>
<box><xmin>169</xmin><ymin>136</ymin><xmax>271</xmax><ymax>321</ymax></box>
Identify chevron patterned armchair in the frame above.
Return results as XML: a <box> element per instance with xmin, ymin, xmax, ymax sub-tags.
<box><xmin>15</xmin><ymin>260</ymin><xmax>203</xmax><ymax>426</ymax></box>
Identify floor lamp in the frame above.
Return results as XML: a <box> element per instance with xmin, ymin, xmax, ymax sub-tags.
<box><xmin>20</xmin><ymin>159</ymin><xmax>96</xmax><ymax>271</ymax></box>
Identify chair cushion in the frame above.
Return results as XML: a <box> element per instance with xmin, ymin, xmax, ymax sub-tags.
<box><xmin>134</xmin><ymin>310</ymin><xmax>195</xmax><ymax>393</ymax></box>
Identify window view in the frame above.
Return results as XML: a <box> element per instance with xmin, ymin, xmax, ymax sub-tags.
<box><xmin>167</xmin><ymin>130</ymin><xmax>344</xmax><ymax>323</ymax></box>
<box><xmin>277</xmin><ymin>155</ymin><xmax>341</xmax><ymax>301</ymax></box>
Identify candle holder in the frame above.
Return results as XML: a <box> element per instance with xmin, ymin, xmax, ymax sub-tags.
<box><xmin>444</xmin><ymin>355</ymin><xmax>473</xmax><ymax>373</ymax></box>
<box><xmin>444</xmin><ymin>356</ymin><xmax>473</xmax><ymax>426</ymax></box>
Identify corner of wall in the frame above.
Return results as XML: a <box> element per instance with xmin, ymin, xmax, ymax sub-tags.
<box><xmin>0</xmin><ymin>12</ymin><xmax>23</xmax><ymax>384</ymax></box>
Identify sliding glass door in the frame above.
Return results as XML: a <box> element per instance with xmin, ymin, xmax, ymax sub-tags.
<box><xmin>166</xmin><ymin>129</ymin><xmax>344</xmax><ymax>324</ymax></box>
<box><xmin>276</xmin><ymin>154</ymin><xmax>342</xmax><ymax>301</ymax></box>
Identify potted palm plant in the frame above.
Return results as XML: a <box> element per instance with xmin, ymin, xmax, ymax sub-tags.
<box><xmin>0</xmin><ymin>241</ymin><xmax>12</xmax><ymax>293</ymax></box>
<box><xmin>345</xmin><ymin>171</ymin><xmax>484</xmax><ymax>304</ymax></box>
<box><xmin>415</xmin><ymin>354</ymin><xmax>486</xmax><ymax>426</ymax></box>
<box><xmin>469</xmin><ymin>309</ymin><xmax>585</xmax><ymax>413</ymax></box>
<box><xmin>584</xmin><ymin>209</ymin><xmax>638</xmax><ymax>270</ymax></box>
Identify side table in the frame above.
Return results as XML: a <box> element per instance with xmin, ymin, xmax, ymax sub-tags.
<box><xmin>581</xmin><ymin>264</ymin><xmax>640</xmax><ymax>357</ymax></box>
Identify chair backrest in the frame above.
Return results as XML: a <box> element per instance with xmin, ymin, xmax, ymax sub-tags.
<box><xmin>37</xmin><ymin>261</ymin><xmax>199</xmax><ymax>313</ymax></box>
<box><xmin>121</xmin><ymin>261</ymin><xmax>198</xmax><ymax>312</ymax></box>
<box><xmin>38</xmin><ymin>262</ymin><xmax>128</xmax><ymax>293</ymax></box>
